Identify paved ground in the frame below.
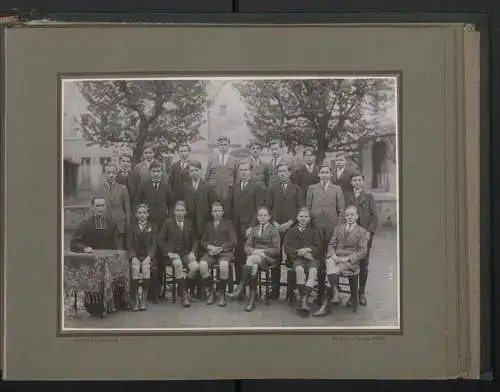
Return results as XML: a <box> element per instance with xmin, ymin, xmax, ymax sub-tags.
<box><xmin>64</xmin><ymin>229</ymin><xmax>398</xmax><ymax>330</ymax></box>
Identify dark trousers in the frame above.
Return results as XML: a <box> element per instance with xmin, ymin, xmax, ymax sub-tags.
<box><xmin>359</xmin><ymin>234</ymin><xmax>374</xmax><ymax>294</ymax></box>
<box><xmin>234</xmin><ymin>222</ymin><xmax>249</xmax><ymax>284</ymax></box>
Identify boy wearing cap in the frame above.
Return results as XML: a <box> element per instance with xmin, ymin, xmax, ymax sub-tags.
<box><xmin>205</xmin><ymin>136</ymin><xmax>238</xmax><ymax>211</ymax></box>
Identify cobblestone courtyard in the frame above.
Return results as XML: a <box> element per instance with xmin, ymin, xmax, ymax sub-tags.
<box><xmin>64</xmin><ymin>229</ymin><xmax>399</xmax><ymax>330</ymax></box>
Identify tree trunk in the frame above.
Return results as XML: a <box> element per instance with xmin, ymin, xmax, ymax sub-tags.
<box><xmin>314</xmin><ymin>127</ymin><xmax>328</xmax><ymax>164</ymax></box>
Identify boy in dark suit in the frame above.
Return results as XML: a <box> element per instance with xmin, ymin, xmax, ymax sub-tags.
<box><xmin>284</xmin><ymin>207</ymin><xmax>323</xmax><ymax>316</ymax></box>
<box><xmin>267</xmin><ymin>139</ymin><xmax>294</xmax><ymax>189</ymax></box>
<box><xmin>331</xmin><ymin>151</ymin><xmax>354</xmax><ymax>196</ymax></box>
<box><xmin>178</xmin><ymin>160</ymin><xmax>214</xmax><ymax>239</ymax></box>
<box><xmin>293</xmin><ymin>147</ymin><xmax>320</xmax><ymax>195</ymax></box>
<box><xmin>127</xmin><ymin>204</ymin><xmax>158</xmax><ymax>311</ymax></box>
<box><xmin>345</xmin><ymin>172</ymin><xmax>378</xmax><ymax>306</ymax></box>
<box><xmin>265</xmin><ymin>163</ymin><xmax>305</xmax><ymax>299</ymax></box>
<box><xmin>157</xmin><ymin>201</ymin><xmax>200</xmax><ymax>308</ymax></box>
<box><xmin>116</xmin><ymin>154</ymin><xmax>138</xmax><ymax>203</ymax></box>
<box><xmin>134</xmin><ymin>161</ymin><xmax>172</xmax><ymax>301</ymax></box>
<box><xmin>230</xmin><ymin>161</ymin><xmax>266</xmax><ymax>284</ymax></box>
<box><xmin>170</xmin><ymin>143</ymin><xmax>192</xmax><ymax>202</ymax></box>
<box><xmin>199</xmin><ymin>202</ymin><xmax>237</xmax><ymax>307</ymax></box>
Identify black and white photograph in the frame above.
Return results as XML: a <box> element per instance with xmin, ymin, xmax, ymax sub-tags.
<box><xmin>61</xmin><ymin>75</ymin><xmax>399</xmax><ymax>332</ymax></box>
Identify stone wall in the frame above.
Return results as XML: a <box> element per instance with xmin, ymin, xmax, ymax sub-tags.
<box><xmin>373</xmin><ymin>193</ymin><xmax>397</xmax><ymax>229</ymax></box>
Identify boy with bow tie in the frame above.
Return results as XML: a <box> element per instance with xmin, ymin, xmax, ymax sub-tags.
<box><xmin>157</xmin><ymin>201</ymin><xmax>200</xmax><ymax>308</ymax></box>
<box><xmin>127</xmin><ymin>204</ymin><xmax>157</xmax><ymax>311</ymax></box>
<box><xmin>344</xmin><ymin>172</ymin><xmax>378</xmax><ymax>306</ymax></box>
<box><xmin>314</xmin><ymin>205</ymin><xmax>368</xmax><ymax>317</ymax></box>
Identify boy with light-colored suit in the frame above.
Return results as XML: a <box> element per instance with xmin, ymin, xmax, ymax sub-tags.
<box><xmin>314</xmin><ymin>205</ymin><xmax>368</xmax><ymax>317</ymax></box>
<box><xmin>244</xmin><ymin>139</ymin><xmax>269</xmax><ymax>188</ymax></box>
<box><xmin>205</xmin><ymin>136</ymin><xmax>238</xmax><ymax>211</ymax></box>
<box><xmin>344</xmin><ymin>172</ymin><xmax>378</xmax><ymax>306</ymax></box>
<box><xmin>98</xmin><ymin>163</ymin><xmax>131</xmax><ymax>249</ymax></box>
<box><xmin>306</xmin><ymin>164</ymin><xmax>346</xmax><ymax>247</ymax></box>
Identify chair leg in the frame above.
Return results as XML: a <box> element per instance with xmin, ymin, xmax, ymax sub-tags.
<box><xmin>349</xmin><ymin>275</ymin><xmax>359</xmax><ymax>312</ymax></box>
<box><xmin>265</xmin><ymin>268</ymin><xmax>270</xmax><ymax>304</ymax></box>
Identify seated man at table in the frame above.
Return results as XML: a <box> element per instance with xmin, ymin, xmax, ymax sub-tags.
<box><xmin>157</xmin><ymin>200</ymin><xmax>199</xmax><ymax>308</ymax></box>
<box><xmin>70</xmin><ymin>196</ymin><xmax>122</xmax><ymax>252</ymax></box>
<box><xmin>199</xmin><ymin>202</ymin><xmax>237</xmax><ymax>307</ymax></box>
<box><xmin>313</xmin><ymin>205</ymin><xmax>368</xmax><ymax>317</ymax></box>
<box><xmin>69</xmin><ymin>196</ymin><xmax>124</xmax><ymax>315</ymax></box>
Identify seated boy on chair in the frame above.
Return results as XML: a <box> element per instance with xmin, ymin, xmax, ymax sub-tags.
<box><xmin>157</xmin><ymin>200</ymin><xmax>199</xmax><ymax>308</ymax></box>
<box><xmin>199</xmin><ymin>202</ymin><xmax>237</xmax><ymax>307</ymax></box>
<box><xmin>283</xmin><ymin>207</ymin><xmax>323</xmax><ymax>316</ymax></box>
<box><xmin>228</xmin><ymin>207</ymin><xmax>281</xmax><ymax>312</ymax></box>
<box><xmin>314</xmin><ymin>205</ymin><xmax>368</xmax><ymax>317</ymax></box>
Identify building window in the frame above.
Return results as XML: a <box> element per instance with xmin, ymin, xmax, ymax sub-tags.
<box><xmin>100</xmin><ymin>157</ymin><xmax>112</xmax><ymax>172</ymax></box>
<box><xmin>371</xmin><ymin>141</ymin><xmax>388</xmax><ymax>191</ymax></box>
<box><xmin>219</xmin><ymin>104</ymin><xmax>227</xmax><ymax>115</ymax></box>
<box><xmin>80</xmin><ymin>157</ymin><xmax>92</xmax><ymax>190</ymax></box>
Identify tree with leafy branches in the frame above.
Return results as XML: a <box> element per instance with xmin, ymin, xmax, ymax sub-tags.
<box><xmin>76</xmin><ymin>79</ymin><xmax>208</xmax><ymax>164</ymax></box>
<box><xmin>235</xmin><ymin>78</ymin><xmax>396</xmax><ymax>164</ymax></box>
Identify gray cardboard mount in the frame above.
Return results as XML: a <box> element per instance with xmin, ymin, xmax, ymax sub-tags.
<box><xmin>2</xmin><ymin>24</ymin><xmax>467</xmax><ymax>380</ymax></box>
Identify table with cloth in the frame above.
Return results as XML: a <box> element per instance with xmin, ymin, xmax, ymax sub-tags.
<box><xmin>64</xmin><ymin>250</ymin><xmax>130</xmax><ymax>317</ymax></box>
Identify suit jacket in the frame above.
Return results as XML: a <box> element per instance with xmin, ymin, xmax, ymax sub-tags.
<box><xmin>293</xmin><ymin>163</ymin><xmax>320</xmax><ymax>194</ymax></box>
<box><xmin>133</xmin><ymin>160</ymin><xmax>168</xmax><ymax>190</ymax></box>
<box><xmin>169</xmin><ymin>160</ymin><xmax>192</xmax><ymax>201</ymax></box>
<box><xmin>97</xmin><ymin>181</ymin><xmax>131</xmax><ymax>234</ymax></box>
<box><xmin>178</xmin><ymin>180</ymin><xmax>214</xmax><ymax>236</ymax></box>
<box><xmin>205</xmin><ymin>153</ymin><xmax>238</xmax><ymax>201</ymax></box>
<box><xmin>230</xmin><ymin>178</ymin><xmax>265</xmax><ymax>229</ymax></box>
<box><xmin>134</xmin><ymin>181</ymin><xmax>172</xmax><ymax>227</ymax></box>
<box><xmin>266</xmin><ymin>182</ymin><xmax>305</xmax><ymax>224</ymax></box>
<box><xmin>127</xmin><ymin>221</ymin><xmax>158</xmax><ymax>259</ymax></box>
<box><xmin>283</xmin><ymin>224</ymin><xmax>323</xmax><ymax>261</ymax></box>
<box><xmin>344</xmin><ymin>190</ymin><xmax>378</xmax><ymax>233</ymax></box>
<box><xmin>243</xmin><ymin>156</ymin><xmax>269</xmax><ymax>188</ymax></box>
<box><xmin>331</xmin><ymin>166</ymin><xmax>354</xmax><ymax>195</ymax></box>
<box><xmin>157</xmin><ymin>218</ymin><xmax>198</xmax><ymax>257</ymax></box>
<box><xmin>244</xmin><ymin>223</ymin><xmax>281</xmax><ymax>260</ymax></box>
<box><xmin>326</xmin><ymin>223</ymin><xmax>368</xmax><ymax>276</ymax></box>
<box><xmin>70</xmin><ymin>215</ymin><xmax>121</xmax><ymax>252</ymax></box>
<box><xmin>200</xmin><ymin>219</ymin><xmax>237</xmax><ymax>259</ymax></box>
<box><xmin>116</xmin><ymin>170</ymin><xmax>138</xmax><ymax>203</ymax></box>
<box><xmin>267</xmin><ymin>156</ymin><xmax>295</xmax><ymax>189</ymax></box>
<box><xmin>306</xmin><ymin>182</ymin><xmax>345</xmax><ymax>231</ymax></box>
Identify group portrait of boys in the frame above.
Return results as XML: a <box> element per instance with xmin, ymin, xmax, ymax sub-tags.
<box><xmin>69</xmin><ymin>135</ymin><xmax>378</xmax><ymax>320</ymax></box>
